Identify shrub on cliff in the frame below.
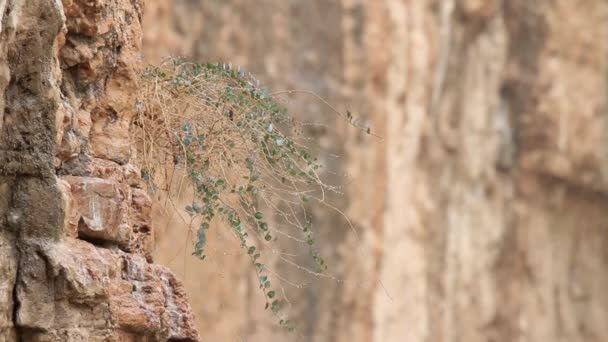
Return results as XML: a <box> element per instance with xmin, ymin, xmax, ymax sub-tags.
<box><xmin>133</xmin><ymin>57</ymin><xmax>373</xmax><ymax>331</ymax></box>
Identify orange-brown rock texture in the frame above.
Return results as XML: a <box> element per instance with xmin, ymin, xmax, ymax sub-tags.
<box><xmin>1</xmin><ymin>0</ymin><xmax>607</xmax><ymax>342</ymax></box>
<box><xmin>143</xmin><ymin>1</ymin><xmax>608</xmax><ymax>342</ymax></box>
<box><xmin>0</xmin><ymin>0</ymin><xmax>198</xmax><ymax>341</ymax></box>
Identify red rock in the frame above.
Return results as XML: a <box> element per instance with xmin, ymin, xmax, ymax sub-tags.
<box><xmin>0</xmin><ymin>0</ymin><xmax>199</xmax><ymax>340</ymax></box>
<box><xmin>16</xmin><ymin>239</ymin><xmax>199</xmax><ymax>341</ymax></box>
<box><xmin>64</xmin><ymin>176</ymin><xmax>132</xmax><ymax>247</ymax></box>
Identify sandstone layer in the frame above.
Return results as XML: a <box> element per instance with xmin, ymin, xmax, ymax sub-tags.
<box><xmin>0</xmin><ymin>1</ymin><xmax>198</xmax><ymax>341</ymax></box>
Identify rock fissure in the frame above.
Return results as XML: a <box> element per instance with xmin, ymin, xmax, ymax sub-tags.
<box><xmin>10</xmin><ymin>243</ymin><xmax>20</xmax><ymax>342</ymax></box>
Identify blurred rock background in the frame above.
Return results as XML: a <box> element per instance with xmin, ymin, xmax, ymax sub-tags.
<box><xmin>143</xmin><ymin>1</ymin><xmax>608</xmax><ymax>341</ymax></box>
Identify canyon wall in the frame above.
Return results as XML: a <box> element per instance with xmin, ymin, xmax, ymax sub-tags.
<box><xmin>0</xmin><ymin>1</ymin><xmax>604</xmax><ymax>342</ymax></box>
<box><xmin>0</xmin><ymin>0</ymin><xmax>198</xmax><ymax>341</ymax></box>
<box><xmin>144</xmin><ymin>1</ymin><xmax>608</xmax><ymax>342</ymax></box>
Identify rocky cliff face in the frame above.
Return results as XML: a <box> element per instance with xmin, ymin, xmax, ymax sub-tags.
<box><xmin>1</xmin><ymin>1</ymin><xmax>605</xmax><ymax>342</ymax></box>
<box><xmin>0</xmin><ymin>1</ymin><xmax>198</xmax><ymax>341</ymax></box>
<box><xmin>144</xmin><ymin>1</ymin><xmax>608</xmax><ymax>342</ymax></box>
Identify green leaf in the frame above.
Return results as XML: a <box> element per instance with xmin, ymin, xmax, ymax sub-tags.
<box><xmin>271</xmin><ymin>300</ymin><xmax>280</xmax><ymax>313</ymax></box>
<box><xmin>245</xmin><ymin>157</ymin><xmax>254</xmax><ymax>169</ymax></box>
<box><xmin>267</xmin><ymin>291</ymin><xmax>276</xmax><ymax>298</ymax></box>
<box><xmin>254</xmin><ymin>211</ymin><xmax>263</xmax><ymax>220</ymax></box>
<box><xmin>196</xmin><ymin>228</ymin><xmax>206</xmax><ymax>248</ymax></box>
<box><xmin>265</xmin><ymin>234</ymin><xmax>272</xmax><ymax>241</ymax></box>
<box><xmin>285</xmin><ymin>321</ymin><xmax>295</xmax><ymax>332</ymax></box>
<box><xmin>248</xmin><ymin>246</ymin><xmax>256</xmax><ymax>255</ymax></box>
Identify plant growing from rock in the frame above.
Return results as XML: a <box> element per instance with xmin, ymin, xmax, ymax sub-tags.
<box><xmin>133</xmin><ymin>57</ymin><xmax>373</xmax><ymax>331</ymax></box>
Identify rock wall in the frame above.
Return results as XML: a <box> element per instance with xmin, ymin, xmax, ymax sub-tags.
<box><xmin>144</xmin><ymin>1</ymin><xmax>608</xmax><ymax>342</ymax></box>
<box><xmin>0</xmin><ymin>1</ymin><xmax>198</xmax><ymax>341</ymax></box>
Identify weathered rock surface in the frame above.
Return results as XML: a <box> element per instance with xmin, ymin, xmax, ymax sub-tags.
<box><xmin>66</xmin><ymin>176</ymin><xmax>132</xmax><ymax>246</ymax></box>
<box><xmin>0</xmin><ymin>0</ymin><xmax>199</xmax><ymax>341</ymax></box>
<box><xmin>16</xmin><ymin>239</ymin><xmax>197</xmax><ymax>341</ymax></box>
<box><xmin>0</xmin><ymin>229</ymin><xmax>16</xmax><ymax>341</ymax></box>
